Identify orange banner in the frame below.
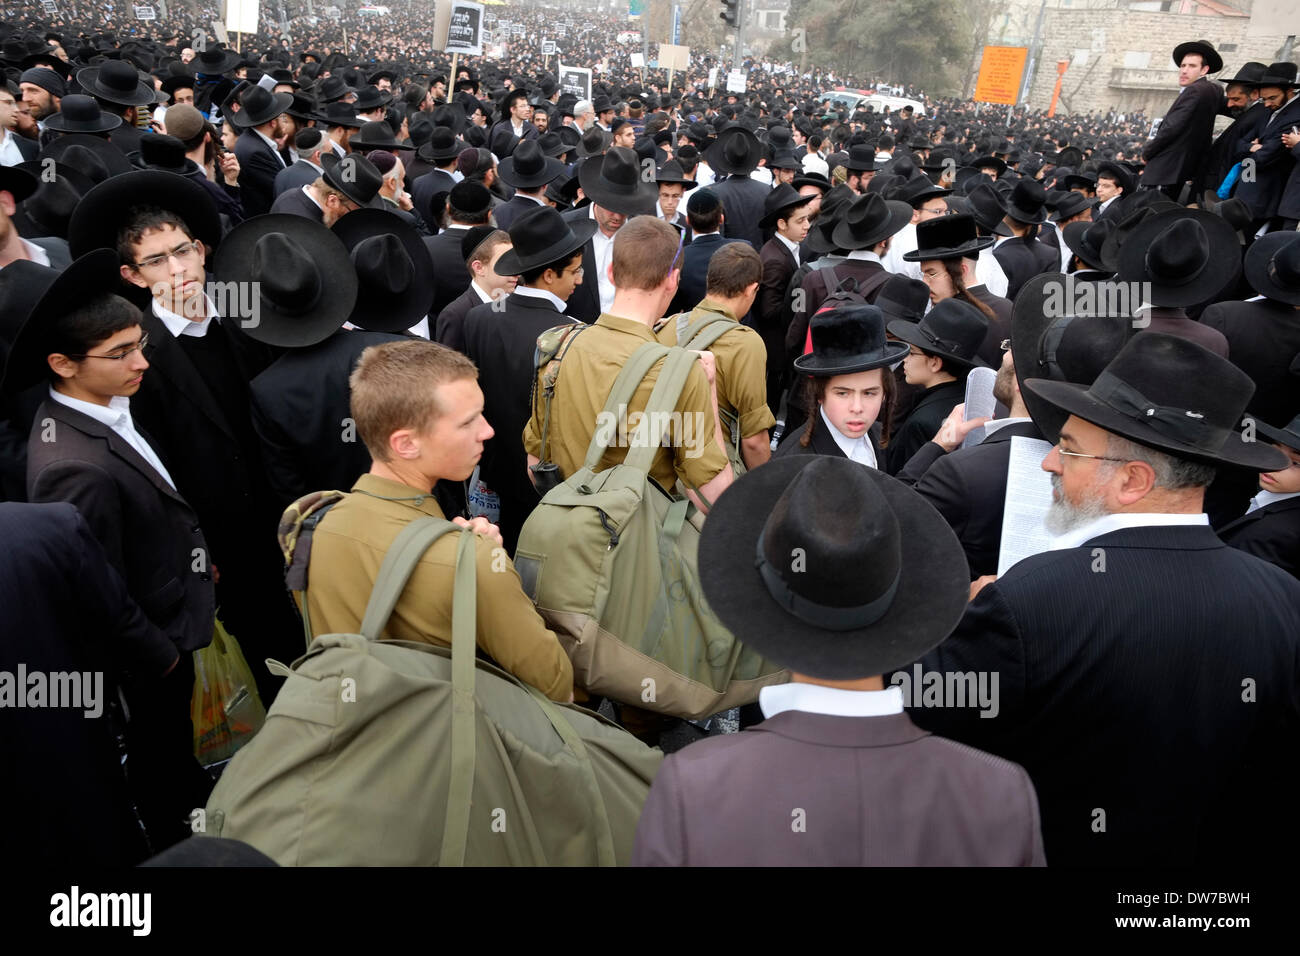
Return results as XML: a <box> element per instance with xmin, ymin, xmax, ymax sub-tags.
<box><xmin>974</xmin><ymin>46</ymin><xmax>1029</xmax><ymax>105</ymax></box>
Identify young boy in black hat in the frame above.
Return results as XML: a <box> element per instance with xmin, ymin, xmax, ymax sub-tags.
<box><xmin>1217</xmin><ymin>412</ymin><xmax>1300</xmax><ymax>579</ymax></box>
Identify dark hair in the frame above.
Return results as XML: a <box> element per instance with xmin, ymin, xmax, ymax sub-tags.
<box><xmin>800</xmin><ymin>371</ymin><xmax>895</xmax><ymax>449</ymax></box>
<box><xmin>688</xmin><ymin>201</ymin><xmax>723</xmax><ymax>234</ymax></box>
<box><xmin>520</xmin><ymin>248</ymin><xmax>582</xmax><ymax>286</ymax></box>
<box><xmin>706</xmin><ymin>242</ymin><xmax>761</xmax><ymax>298</ymax></box>
<box><xmin>941</xmin><ymin>258</ymin><xmax>996</xmax><ymax>321</ymax></box>
<box><xmin>49</xmin><ymin>294</ymin><xmax>142</xmax><ymax>380</ymax></box>
<box><xmin>117</xmin><ymin>207</ymin><xmax>196</xmax><ymax>264</ymax></box>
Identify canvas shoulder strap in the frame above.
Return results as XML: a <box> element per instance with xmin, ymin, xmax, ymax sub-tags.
<box><xmin>580</xmin><ymin>341</ymin><xmax>674</xmax><ymax>472</ymax></box>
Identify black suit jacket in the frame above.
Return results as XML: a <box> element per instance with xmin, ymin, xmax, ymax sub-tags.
<box><xmin>1200</xmin><ymin>297</ymin><xmax>1300</xmax><ymax>427</ymax></box>
<box><xmin>894</xmin><ymin>420</ymin><xmax>1043</xmax><ymax>578</ymax></box>
<box><xmin>26</xmin><ymin>236</ymin><xmax>72</xmax><ymax>270</ymax></box>
<box><xmin>772</xmin><ymin>414</ymin><xmax>883</xmax><ymax>462</ymax></box>
<box><xmin>7</xmin><ymin>131</ymin><xmax>38</xmax><ymax>161</ymax></box>
<box><xmin>26</xmin><ymin>398</ymin><xmax>215</xmax><ymax>652</ymax></box>
<box><xmin>710</xmin><ymin>174</ymin><xmax>771</xmax><ymax>249</ymax></box>
<box><xmin>992</xmin><ymin>235</ymin><xmax>1059</xmax><ymax>301</ymax></box>
<box><xmin>1233</xmin><ymin>93</ymin><xmax>1300</xmax><ymax>220</ymax></box>
<box><xmin>885</xmin><ymin>379</ymin><xmax>965</xmax><ymax>475</ymax></box>
<box><xmin>1218</xmin><ymin>495</ymin><xmax>1300</xmax><ymax>580</ymax></box>
<box><xmin>235</xmin><ymin>130</ymin><xmax>286</xmax><ymax>218</ymax></box>
<box><xmin>757</xmin><ymin>237</ymin><xmax>798</xmax><ymax>387</ymax></box>
<box><xmin>560</xmin><ymin>205</ymin><xmax>603</xmax><ymax>324</ymax></box>
<box><xmin>422</xmin><ymin>225</ymin><xmax>473</xmax><ymax>320</ymax></box>
<box><xmin>966</xmin><ymin>284</ymin><xmax>1014</xmax><ymax>367</ymax></box>
<box><xmin>411</xmin><ymin>167</ymin><xmax>458</xmax><ymax>225</ymax></box>
<box><xmin>249</xmin><ymin>329</ymin><xmax>406</xmax><ymax>508</ymax></box>
<box><xmin>1201</xmin><ymin>100</ymin><xmax>1269</xmax><ymax>197</ymax></box>
<box><xmin>462</xmin><ymin>292</ymin><xmax>576</xmax><ymax>554</ymax></box>
<box><xmin>492</xmin><ymin>194</ymin><xmax>548</xmax><ymax>231</ymax></box>
<box><xmin>1141</xmin><ymin>77</ymin><xmax>1226</xmax><ymax>188</ymax></box>
<box><xmin>268</xmin><ymin>184</ymin><xmax>324</xmax><ymax>222</ymax></box>
<box><xmin>274</xmin><ymin>158</ymin><xmax>323</xmax><ymax>197</ymax></box>
<box><xmin>435</xmin><ymin>283</ymin><xmax>487</xmax><ymax>354</ymax></box>
<box><xmin>669</xmin><ymin>233</ymin><xmax>741</xmax><ymax>316</ymax></box>
<box><xmin>109</xmin><ymin>122</ymin><xmax>144</xmax><ymax>157</ymax></box>
<box><xmin>910</xmin><ymin>524</ymin><xmax>1300</xmax><ymax>866</ymax></box>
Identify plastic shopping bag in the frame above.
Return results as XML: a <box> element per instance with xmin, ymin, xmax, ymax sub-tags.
<box><xmin>192</xmin><ymin>618</ymin><xmax>267</xmax><ymax>767</ymax></box>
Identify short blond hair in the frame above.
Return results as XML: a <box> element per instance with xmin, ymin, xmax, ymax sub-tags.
<box><xmin>349</xmin><ymin>339</ymin><xmax>478</xmax><ymax>462</ymax></box>
<box><xmin>611</xmin><ymin>216</ymin><xmax>680</xmax><ymax>291</ymax></box>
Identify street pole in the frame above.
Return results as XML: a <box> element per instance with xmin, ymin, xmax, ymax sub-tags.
<box><xmin>1018</xmin><ymin>0</ymin><xmax>1047</xmax><ymax>108</ymax></box>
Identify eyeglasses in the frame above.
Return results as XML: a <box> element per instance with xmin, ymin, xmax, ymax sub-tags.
<box><xmin>1055</xmin><ymin>445</ymin><xmax>1129</xmax><ymax>465</ymax></box>
<box><xmin>132</xmin><ymin>241</ymin><xmax>202</xmax><ymax>270</ymax></box>
<box><xmin>66</xmin><ymin>333</ymin><xmax>149</xmax><ymax>361</ymax></box>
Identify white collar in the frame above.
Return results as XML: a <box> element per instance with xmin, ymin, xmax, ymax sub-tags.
<box><xmin>470</xmin><ymin>279</ymin><xmax>495</xmax><ymax>303</ymax></box>
<box><xmin>1049</xmin><ymin>511</ymin><xmax>1209</xmax><ymax>551</ymax></box>
<box><xmin>153</xmin><ymin>294</ymin><xmax>218</xmax><ymax>337</ymax></box>
<box><xmin>513</xmin><ymin>285</ymin><xmax>566</xmax><ymax>311</ymax></box>
<box><xmin>979</xmin><ymin>416</ymin><xmax>1032</xmax><ymax>438</ymax></box>
<box><xmin>252</xmin><ymin>127</ymin><xmax>281</xmax><ymax>155</ymax></box>
<box><xmin>48</xmin><ymin>387</ymin><xmax>132</xmax><ymax>429</ymax></box>
<box><xmin>774</xmin><ymin>231</ymin><xmax>802</xmax><ymax>260</ymax></box>
<box><xmin>845</xmin><ymin>249</ymin><xmax>882</xmax><ymax>263</ymax></box>
<box><xmin>518</xmin><ymin>192</ymin><xmax>546</xmax><ymax>205</ymax></box>
<box><xmin>693</xmin><ymin>230</ymin><xmax>721</xmax><ymax>238</ymax></box>
<box><xmin>18</xmin><ymin>238</ymin><xmax>50</xmax><ymax>267</ymax></box>
<box><xmin>819</xmin><ymin>405</ymin><xmax>876</xmax><ymax>467</ymax></box>
<box><xmin>301</xmin><ymin>183</ymin><xmax>325</xmax><ymax>210</ymax></box>
<box><xmin>1250</xmin><ymin>488</ymin><xmax>1300</xmax><ymax>512</ymax></box>
<box><xmin>760</xmin><ymin>682</ymin><xmax>904</xmax><ymax>719</ymax></box>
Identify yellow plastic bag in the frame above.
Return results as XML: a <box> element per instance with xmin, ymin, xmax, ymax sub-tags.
<box><xmin>192</xmin><ymin>619</ymin><xmax>266</xmax><ymax>767</ymax></box>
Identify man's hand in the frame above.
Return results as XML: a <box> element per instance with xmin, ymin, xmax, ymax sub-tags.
<box><xmin>932</xmin><ymin>403</ymin><xmax>990</xmax><ymax>453</ymax></box>
<box><xmin>969</xmin><ymin>575</ymin><xmax>997</xmax><ymax>601</ymax></box>
<box><xmin>1249</xmin><ymin>138</ymin><xmax>1262</xmax><ymax>153</ymax></box>
<box><xmin>453</xmin><ymin>515</ymin><xmax>504</xmax><ymax>549</ymax></box>
<box><xmin>1282</xmin><ymin>130</ymin><xmax>1300</xmax><ymax>150</ymax></box>
<box><xmin>218</xmin><ymin>151</ymin><xmax>240</xmax><ymax>185</ymax></box>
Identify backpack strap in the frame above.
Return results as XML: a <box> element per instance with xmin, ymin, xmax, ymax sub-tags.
<box><xmin>530</xmin><ymin>322</ymin><xmax>589</xmax><ymax>470</ymax></box>
<box><xmin>624</xmin><ymin>347</ymin><xmax>703</xmax><ymax>475</ymax></box>
<box><xmin>580</xmin><ymin>341</ymin><xmax>674</xmax><ymax>471</ymax></box>
<box><xmin>679</xmin><ymin>314</ymin><xmax>736</xmax><ymax>351</ymax></box>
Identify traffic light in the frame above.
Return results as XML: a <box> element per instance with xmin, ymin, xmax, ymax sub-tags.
<box><xmin>721</xmin><ymin>0</ymin><xmax>739</xmax><ymax>28</ymax></box>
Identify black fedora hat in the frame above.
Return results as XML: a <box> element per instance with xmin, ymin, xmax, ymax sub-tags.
<box><xmin>1095</xmin><ymin>160</ymin><xmax>1133</xmax><ymax>194</ymax></box>
<box><xmin>0</xmin><ymin>259</ymin><xmax>59</xmax><ymax>356</ymax></box>
<box><xmin>903</xmin><ymin>213</ymin><xmax>994</xmax><ymax>262</ymax></box>
<box><xmin>792</xmin><ymin>303</ymin><xmax>908</xmax><ymax>375</ymax></box>
<box><xmin>191</xmin><ymin>44</ymin><xmax>242</xmax><ymax>75</ymax></box>
<box><xmin>352</xmin><ymin>84</ymin><xmax>393</xmax><ymax>112</ymax></box>
<box><xmin>76</xmin><ymin>60</ymin><xmax>154</xmax><ymax>106</ymax></box>
<box><xmin>697</xmin><ymin>456</ymin><xmax>970</xmax><ymax>680</ymax></box>
<box><xmin>830</xmin><ymin>192</ymin><xmax>912</xmax><ymax>250</ymax></box>
<box><xmin>38</xmin><ymin>134</ymin><xmax>132</xmax><ymax>178</ymax></box>
<box><xmin>1116</xmin><ymin>208</ymin><xmax>1240</xmax><ymax>308</ymax></box>
<box><xmin>1026</xmin><ymin>332</ymin><xmax>1285</xmax><ymax>471</ymax></box>
<box><xmin>969</xmin><ymin>154</ymin><xmax>1007</xmax><ymax>177</ymax></box>
<box><xmin>493</xmin><ymin>204</ymin><xmax>598</xmax><ymax>276</ymax></box>
<box><xmin>1172</xmin><ymin>39</ymin><xmax>1223</xmax><ymax>75</ymax></box>
<box><xmin>1243</xmin><ymin>231</ymin><xmax>1300</xmax><ymax>306</ymax></box>
<box><xmin>348</xmin><ymin>120</ymin><xmax>403</xmax><ymax>151</ymax></box>
<box><xmin>1003</xmin><ymin>178</ymin><xmax>1047</xmax><ymax>224</ymax></box>
<box><xmin>1049</xmin><ymin>190</ymin><xmax>1093</xmax><ymax>222</ymax></box>
<box><xmin>417</xmin><ymin>126</ymin><xmax>466</xmax><ymax>163</ymax></box>
<box><xmin>128</xmin><ymin>132</ymin><xmax>191</xmax><ymax>174</ymax></box>
<box><xmin>1257</xmin><ymin>61</ymin><xmax>1300</xmax><ymax>89</ymax></box>
<box><xmin>12</xmin><ymin>161</ymin><xmax>94</xmax><ymax>239</ymax></box>
<box><xmin>230</xmin><ymin>85</ymin><xmax>292</xmax><ymax>128</ymax></box>
<box><xmin>331</xmin><ymin>208</ymin><xmax>436</xmax><ymax>335</ymax></box>
<box><xmin>1098</xmin><ymin>194</ymin><xmax>1180</xmax><ymax>269</ymax></box>
<box><xmin>211</xmin><ymin>214</ymin><xmax>358</xmax><ymax>349</ymax></box>
<box><xmin>840</xmin><ymin>143</ymin><xmax>876</xmax><ymax>173</ymax></box>
<box><xmin>705</xmin><ymin>126</ymin><xmax>762</xmax><ymax>176</ymax></box>
<box><xmin>877</xmin><ymin>275</ymin><xmax>932</xmax><ymax>326</ymax></box>
<box><xmin>2</xmin><ymin>249</ymin><xmax>128</xmax><ymax>394</ymax></box>
<box><xmin>895</xmin><ymin>175</ymin><xmax>951</xmax><ymax>208</ymax></box>
<box><xmin>963</xmin><ymin>182</ymin><xmax>1014</xmax><ymax>237</ymax></box>
<box><xmin>1011</xmin><ymin>272</ymin><xmax>1132</xmax><ymax>439</ymax></box>
<box><xmin>0</xmin><ymin>164</ymin><xmax>39</xmax><ymax>204</ymax></box>
<box><xmin>535</xmin><ymin>130</ymin><xmax>572</xmax><ymax>160</ymax></box>
<box><xmin>578</xmin><ymin>146</ymin><xmax>658</xmax><ymax>216</ymax></box>
<box><xmin>802</xmin><ymin>184</ymin><xmax>855</xmax><ymax>256</ymax></box>
<box><xmin>160</xmin><ymin>73</ymin><xmax>196</xmax><ymax>98</ymax></box>
<box><xmin>68</xmin><ymin>169</ymin><xmax>221</xmax><ymax>260</ymax></box>
<box><xmin>43</xmin><ymin>94</ymin><xmax>122</xmax><ymax>134</ymax></box>
<box><xmin>430</xmin><ymin>103</ymin><xmax>467</xmax><ymax>134</ymax></box>
<box><xmin>791</xmin><ymin>170</ymin><xmax>830</xmax><ymax>193</ymax></box>
<box><xmin>1254</xmin><ymin>412</ymin><xmax>1300</xmax><ymax>453</ymax></box>
<box><xmin>314</xmin><ymin>100</ymin><xmax>364</xmax><ymax>129</ymax></box>
<box><xmin>590</xmin><ymin>94</ymin><xmax>614</xmax><ymax>114</ymax></box>
<box><xmin>759</xmin><ymin>183</ymin><xmax>816</xmax><ymax>229</ymax></box>
<box><xmin>498</xmin><ymin>138</ymin><xmax>566</xmax><ymax>190</ymax></box>
<box><xmin>654</xmin><ymin>159</ymin><xmax>698</xmax><ymax>189</ymax></box>
<box><xmin>887</xmin><ymin>298</ymin><xmax>990</xmax><ymax>369</ymax></box>
<box><xmin>1062</xmin><ymin>218</ymin><xmax>1115</xmax><ymax>272</ymax></box>
<box><xmin>320</xmin><ymin>152</ymin><xmax>386</xmax><ymax>209</ymax></box>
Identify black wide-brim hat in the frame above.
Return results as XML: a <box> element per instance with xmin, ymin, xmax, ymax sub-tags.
<box><xmin>759</xmin><ymin>183</ymin><xmax>816</xmax><ymax>229</ymax></box>
<box><xmin>969</xmin><ymin>155</ymin><xmax>1006</xmax><ymax>177</ymax></box>
<box><xmin>348</xmin><ymin>120</ymin><xmax>403</xmax><ymax>150</ymax></box>
<box><xmin>903</xmin><ymin>213</ymin><xmax>994</xmax><ymax>262</ymax></box>
<box><xmin>0</xmin><ymin>164</ymin><xmax>39</xmax><ymax>204</ymax></box>
<box><xmin>38</xmin><ymin>133</ymin><xmax>133</xmax><ymax>179</ymax></box>
<box><xmin>43</xmin><ymin>95</ymin><xmax>123</xmax><ymax>134</ymax></box>
<box><xmin>493</xmin><ymin>204</ymin><xmax>598</xmax><ymax>275</ymax></box>
<box><xmin>697</xmin><ymin>456</ymin><xmax>970</xmax><ymax>680</ymax></box>
<box><xmin>2</xmin><ymin>249</ymin><xmax>126</xmax><ymax>395</ymax></box>
<box><xmin>498</xmin><ymin>140</ymin><xmax>566</xmax><ymax>189</ymax></box>
<box><xmin>792</xmin><ymin>303</ymin><xmax>909</xmax><ymax>375</ymax></box>
<box><xmin>1025</xmin><ymin>332</ymin><xmax>1285</xmax><ymax>471</ymax></box>
<box><xmin>76</xmin><ymin>61</ymin><xmax>155</xmax><ymax>106</ymax></box>
<box><xmin>577</xmin><ymin>146</ymin><xmax>658</xmax><ymax>216</ymax></box>
<box><xmin>191</xmin><ymin>45</ymin><xmax>243</xmax><ymax>75</ymax></box>
<box><xmin>1243</xmin><ymin>231</ymin><xmax>1300</xmax><ymax>306</ymax></box>
<box><xmin>12</xmin><ymin>160</ymin><xmax>95</xmax><ymax>239</ymax></box>
<box><xmin>331</xmin><ymin>207</ymin><xmax>436</xmax><ymax>335</ymax></box>
<box><xmin>1062</xmin><ymin>218</ymin><xmax>1113</xmax><ymax>272</ymax></box>
<box><xmin>888</xmin><ymin>298</ymin><xmax>989</xmax><ymax>369</ymax></box>
<box><xmin>704</xmin><ymin>126</ymin><xmax>762</xmax><ymax>176</ymax></box>
<box><xmin>418</xmin><ymin>128</ymin><xmax>467</xmax><ymax>162</ymax></box>
<box><xmin>1254</xmin><ymin>412</ymin><xmax>1300</xmax><ymax>453</ymax></box>
<box><xmin>1116</xmin><ymin>207</ymin><xmax>1240</xmax><ymax>308</ymax></box>
<box><xmin>830</xmin><ymin>194</ymin><xmax>913</xmax><ymax>251</ymax></box>
<box><xmin>68</xmin><ymin>170</ymin><xmax>222</xmax><ymax>260</ymax></box>
<box><xmin>230</xmin><ymin>86</ymin><xmax>293</xmax><ymax>128</ymax></box>
<box><xmin>1172</xmin><ymin>40</ymin><xmax>1223</xmax><ymax>75</ymax></box>
<box><xmin>212</xmin><ymin>214</ymin><xmax>358</xmax><ymax>349</ymax></box>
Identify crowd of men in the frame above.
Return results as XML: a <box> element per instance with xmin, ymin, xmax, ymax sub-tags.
<box><xmin>1</xmin><ymin>3</ymin><xmax>1299</xmax><ymax>869</ymax></box>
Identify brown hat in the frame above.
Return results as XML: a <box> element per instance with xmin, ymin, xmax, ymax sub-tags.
<box><xmin>162</xmin><ymin>103</ymin><xmax>205</xmax><ymax>142</ymax></box>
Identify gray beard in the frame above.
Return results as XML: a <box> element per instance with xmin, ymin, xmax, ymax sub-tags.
<box><xmin>1043</xmin><ymin>473</ymin><xmax>1112</xmax><ymax>535</ymax></box>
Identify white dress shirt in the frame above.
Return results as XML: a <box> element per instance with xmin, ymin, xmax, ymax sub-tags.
<box><xmin>48</xmin><ymin>387</ymin><xmax>176</xmax><ymax>490</ymax></box>
<box><xmin>1049</xmin><ymin>512</ymin><xmax>1209</xmax><ymax>552</ymax></box>
<box><xmin>748</xmin><ymin>166</ymin><xmax>773</xmax><ymax>186</ymax></box>
<box><xmin>18</xmin><ymin>238</ymin><xmax>50</xmax><ymax>266</ymax></box>
<box><xmin>153</xmin><ymin>294</ymin><xmax>219</xmax><ymax>338</ymax></box>
<box><xmin>589</xmin><ymin>206</ymin><xmax>617</xmax><ymax>313</ymax></box>
<box><xmin>845</xmin><ymin>249</ymin><xmax>883</xmax><ymax>264</ymax></box>
<box><xmin>1246</xmin><ymin>488</ymin><xmax>1300</xmax><ymax>514</ymax></box>
<box><xmin>882</xmin><ymin>220</ymin><xmax>919</xmax><ymax>277</ymax></box>
<box><xmin>975</xmin><ymin>248</ymin><xmax>1010</xmax><ymax>298</ymax></box>
<box><xmin>694</xmin><ymin>163</ymin><xmax>716</xmax><ymax>188</ymax></box>
<box><xmin>774</xmin><ymin>231</ymin><xmax>801</xmax><ymax>267</ymax></box>
<box><xmin>802</xmin><ymin>151</ymin><xmax>829</xmax><ymax>178</ymax></box>
<box><xmin>760</xmin><ymin>682</ymin><xmax>904</xmax><ymax>719</ymax></box>
<box><xmin>820</xmin><ymin>405</ymin><xmax>877</xmax><ymax>468</ymax></box>
<box><xmin>512</xmin><ymin>284</ymin><xmax>567</xmax><ymax>312</ymax></box>
<box><xmin>0</xmin><ymin>129</ymin><xmax>26</xmax><ymax>167</ymax></box>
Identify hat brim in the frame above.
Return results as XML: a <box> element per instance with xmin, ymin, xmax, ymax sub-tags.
<box><xmin>498</xmin><ymin>153</ymin><xmax>567</xmax><ymax>190</ymax></box>
<box><xmin>1024</xmin><ymin>377</ymin><xmax>1284</xmax><ymax>470</ymax></box>
<box><xmin>230</xmin><ymin>90</ymin><xmax>294</xmax><ymax>128</ymax></box>
<box><xmin>1254</xmin><ymin>418</ymin><xmax>1300</xmax><ymax>451</ymax></box>
<box><xmin>704</xmin><ymin>128</ymin><xmax>762</xmax><ymax>176</ymax></box>
<box><xmin>831</xmin><ymin>200</ymin><xmax>913</xmax><ymax>250</ymax></box>
<box><xmin>1242</xmin><ymin>231</ymin><xmax>1300</xmax><ymax>306</ymax></box>
<box><xmin>43</xmin><ymin>111</ymin><xmax>123</xmax><ymax>134</ymax></box>
<box><xmin>578</xmin><ymin>155</ymin><xmax>659</xmax><ymax>216</ymax></box>
<box><xmin>791</xmin><ymin>340</ymin><xmax>909</xmax><ymax>376</ymax></box>
<box><xmin>887</xmin><ymin>318</ymin><xmax>988</xmax><ymax>369</ymax></box>
<box><xmin>69</xmin><ymin>170</ymin><xmax>222</xmax><ymax>260</ymax></box>
<box><xmin>493</xmin><ymin>217</ymin><xmax>599</xmax><ymax>275</ymax></box>
<box><xmin>1116</xmin><ymin>207</ymin><xmax>1241</xmax><ymax>308</ymax></box>
<box><xmin>759</xmin><ymin>193</ymin><xmax>817</xmax><ymax>229</ymax></box>
<box><xmin>76</xmin><ymin>68</ymin><xmax>156</xmax><ymax>107</ymax></box>
<box><xmin>1061</xmin><ymin>221</ymin><xmax>1107</xmax><ymax>270</ymax></box>
<box><xmin>901</xmin><ymin>235</ymin><xmax>994</xmax><ymax>262</ymax></box>
<box><xmin>212</xmin><ymin>214</ymin><xmax>358</xmax><ymax>348</ymax></box>
<box><xmin>192</xmin><ymin>51</ymin><xmax>243</xmax><ymax>75</ymax></box>
<box><xmin>1172</xmin><ymin>41</ymin><xmax>1223</xmax><ymax>75</ymax></box>
<box><xmin>349</xmin><ymin>133</ymin><xmax>403</xmax><ymax>151</ymax></box>
<box><xmin>0</xmin><ymin>165</ymin><xmax>39</xmax><ymax>203</ymax></box>
<box><xmin>418</xmin><ymin>140</ymin><xmax>467</xmax><ymax>162</ymax></box>
<box><xmin>331</xmin><ymin>208</ymin><xmax>436</xmax><ymax>333</ymax></box>
<box><xmin>697</xmin><ymin>457</ymin><xmax>971</xmax><ymax>679</ymax></box>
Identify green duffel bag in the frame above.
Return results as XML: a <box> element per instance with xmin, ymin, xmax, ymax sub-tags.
<box><xmin>514</xmin><ymin>342</ymin><xmax>787</xmax><ymax>721</ymax></box>
<box><xmin>201</xmin><ymin>516</ymin><xmax>662</xmax><ymax>866</ymax></box>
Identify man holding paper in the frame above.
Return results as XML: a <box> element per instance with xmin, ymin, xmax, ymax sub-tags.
<box><xmin>907</xmin><ymin>332</ymin><xmax>1300</xmax><ymax>868</ymax></box>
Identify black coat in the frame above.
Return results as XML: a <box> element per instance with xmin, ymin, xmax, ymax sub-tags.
<box><xmin>268</xmin><ymin>184</ymin><xmax>324</xmax><ymax>222</ymax></box>
<box><xmin>462</xmin><ymin>291</ymin><xmax>577</xmax><ymax>554</ymax></box>
<box><xmin>1200</xmin><ymin>100</ymin><xmax>1269</xmax><ymax>197</ymax></box>
<box><xmin>710</xmin><ymin>174</ymin><xmax>771</xmax><ymax>249</ymax></box>
<box><xmin>894</xmin><ymin>420</ymin><xmax>1043</xmax><ymax>579</ymax></box>
<box><xmin>560</xmin><ymin>205</ymin><xmax>604</xmax><ymax>324</ymax></box>
<box><xmin>772</xmin><ymin>413</ymin><xmax>883</xmax><ymax>462</ymax></box>
<box><xmin>27</xmin><ymin>398</ymin><xmax>215</xmax><ymax>653</ymax></box>
<box><xmin>249</xmin><ymin>329</ymin><xmax>406</xmax><ymax>508</ymax></box>
<box><xmin>1141</xmin><ymin>77</ymin><xmax>1225</xmax><ymax>188</ymax></box>
<box><xmin>435</xmin><ymin>283</ymin><xmax>487</xmax><ymax>354</ymax></box>
<box><xmin>966</xmin><ymin>285</ymin><xmax>1014</xmax><ymax>368</ymax></box>
<box><xmin>1200</xmin><ymin>297</ymin><xmax>1300</xmax><ymax>428</ymax></box>
<box><xmin>492</xmin><ymin>194</ymin><xmax>548</xmax><ymax>231</ymax></box>
<box><xmin>411</xmin><ymin>167</ymin><xmax>458</xmax><ymax>225</ymax></box>
<box><xmin>1218</xmin><ymin>494</ymin><xmax>1300</xmax><ymax>580</ymax></box>
<box><xmin>757</xmin><ymin>237</ymin><xmax>799</xmax><ymax>394</ymax></box>
<box><xmin>910</xmin><ymin>524</ymin><xmax>1300</xmax><ymax>866</ymax></box>
<box><xmin>422</xmin><ymin>225</ymin><xmax>473</xmax><ymax>320</ymax></box>
<box><xmin>274</xmin><ymin>158</ymin><xmax>323</xmax><ymax>197</ymax></box>
<box><xmin>668</xmin><ymin>232</ymin><xmax>742</xmax><ymax>316</ymax></box>
<box><xmin>885</xmin><ymin>379</ymin><xmax>965</xmax><ymax>475</ymax></box>
<box><xmin>1235</xmin><ymin>94</ymin><xmax>1300</xmax><ymax>220</ymax></box>
<box><xmin>234</xmin><ymin>130</ymin><xmax>286</xmax><ymax>218</ymax></box>
<box><xmin>992</xmin><ymin>234</ymin><xmax>1059</xmax><ymax>301</ymax></box>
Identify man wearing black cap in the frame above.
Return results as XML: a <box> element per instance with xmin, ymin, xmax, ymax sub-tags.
<box><xmin>410</xmin><ymin>126</ymin><xmax>467</xmax><ymax>226</ymax></box>
<box><xmin>912</xmin><ymin>333</ymin><xmax>1300</xmax><ymax>867</ymax></box>
<box><xmin>274</xmin><ymin>128</ymin><xmax>329</xmax><ymax>197</ymax></box>
<box><xmin>493</xmin><ymin>139</ymin><xmax>564</xmax><ymax>231</ymax></box>
<box><xmin>231</xmin><ymin>84</ymin><xmax>293</xmax><ymax>217</ymax></box>
<box><xmin>1217</xmin><ymin>412</ymin><xmax>1300</xmax><ymax>579</ymax></box>
<box><xmin>78</xmin><ymin>59</ymin><xmax>155</xmax><ymax>157</ymax></box>
<box><xmin>1092</xmin><ymin>161</ymin><xmax>1131</xmax><ymax>221</ymax></box>
<box><xmin>490</xmin><ymin>89</ymin><xmax>539</xmax><ymax>145</ymax></box>
<box><xmin>990</xmin><ymin>180</ymin><xmax>1059</xmax><ymax>299</ymax></box>
<box><xmin>633</xmin><ymin>457</ymin><xmax>1044</xmax><ymax>866</ymax></box>
<box><xmin>462</xmin><ymin>206</ymin><xmax>594</xmax><ymax>553</ymax></box>
<box><xmin>1140</xmin><ymin>40</ymin><xmax>1226</xmax><ymax>200</ymax></box>
<box><xmin>424</xmin><ymin>180</ymin><xmax>493</xmax><ymax>319</ymax></box>
<box><xmin>1239</xmin><ymin>62</ymin><xmax>1300</xmax><ymax>232</ymax></box>
<box><xmin>19</xmin><ymin>67</ymin><xmax>63</xmax><ymax>134</ymax></box>
<box><xmin>270</xmin><ymin>153</ymin><xmax>385</xmax><ymax>226</ymax></box>
<box><xmin>435</xmin><ymin>226</ymin><xmax>516</xmax><ymax>354</ymax></box>
<box><xmin>705</xmin><ymin>126</ymin><xmax>770</xmax><ymax>249</ymax></box>
<box><xmin>1199</xmin><ymin>62</ymin><xmax>1268</xmax><ymax>204</ymax></box>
